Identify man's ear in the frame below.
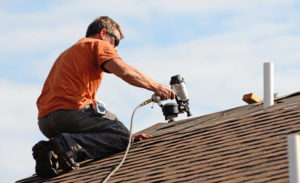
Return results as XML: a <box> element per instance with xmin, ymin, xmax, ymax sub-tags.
<box><xmin>99</xmin><ymin>29</ymin><xmax>107</xmax><ymax>40</ymax></box>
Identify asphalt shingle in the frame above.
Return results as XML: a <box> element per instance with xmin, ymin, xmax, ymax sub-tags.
<box><xmin>17</xmin><ymin>92</ymin><xmax>300</xmax><ymax>183</ymax></box>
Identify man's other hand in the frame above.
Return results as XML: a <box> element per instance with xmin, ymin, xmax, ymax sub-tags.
<box><xmin>132</xmin><ymin>133</ymin><xmax>152</xmax><ymax>142</ymax></box>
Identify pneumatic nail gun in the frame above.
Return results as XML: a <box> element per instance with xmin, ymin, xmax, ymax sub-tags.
<box><xmin>153</xmin><ymin>74</ymin><xmax>192</xmax><ymax>122</ymax></box>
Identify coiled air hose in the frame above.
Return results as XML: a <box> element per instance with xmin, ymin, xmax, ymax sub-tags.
<box><xmin>102</xmin><ymin>98</ymin><xmax>153</xmax><ymax>183</ymax></box>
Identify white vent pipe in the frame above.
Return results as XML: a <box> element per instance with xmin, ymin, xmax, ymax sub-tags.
<box><xmin>288</xmin><ymin>134</ymin><xmax>300</xmax><ymax>183</ymax></box>
<box><xmin>263</xmin><ymin>62</ymin><xmax>274</xmax><ymax>108</ymax></box>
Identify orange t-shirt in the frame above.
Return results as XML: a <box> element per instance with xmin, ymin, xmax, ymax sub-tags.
<box><xmin>37</xmin><ymin>38</ymin><xmax>120</xmax><ymax>119</ymax></box>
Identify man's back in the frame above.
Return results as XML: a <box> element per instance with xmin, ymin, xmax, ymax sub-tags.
<box><xmin>37</xmin><ymin>38</ymin><xmax>119</xmax><ymax>119</ymax></box>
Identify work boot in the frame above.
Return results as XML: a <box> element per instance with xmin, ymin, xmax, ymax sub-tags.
<box><xmin>49</xmin><ymin>137</ymin><xmax>79</xmax><ymax>172</ymax></box>
<box><xmin>32</xmin><ymin>140</ymin><xmax>59</xmax><ymax>177</ymax></box>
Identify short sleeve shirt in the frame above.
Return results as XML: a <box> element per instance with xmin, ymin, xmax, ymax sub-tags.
<box><xmin>37</xmin><ymin>38</ymin><xmax>120</xmax><ymax>119</ymax></box>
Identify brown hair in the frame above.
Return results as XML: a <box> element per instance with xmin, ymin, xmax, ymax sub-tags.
<box><xmin>85</xmin><ymin>16</ymin><xmax>124</xmax><ymax>39</ymax></box>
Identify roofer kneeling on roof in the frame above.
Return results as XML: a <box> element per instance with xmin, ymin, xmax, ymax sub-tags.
<box><xmin>33</xmin><ymin>16</ymin><xmax>175</xmax><ymax>177</ymax></box>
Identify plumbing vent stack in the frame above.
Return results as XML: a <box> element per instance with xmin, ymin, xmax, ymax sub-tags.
<box><xmin>288</xmin><ymin>134</ymin><xmax>300</xmax><ymax>183</ymax></box>
<box><xmin>263</xmin><ymin>62</ymin><xmax>274</xmax><ymax>109</ymax></box>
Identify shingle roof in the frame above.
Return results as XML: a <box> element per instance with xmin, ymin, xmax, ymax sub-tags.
<box><xmin>18</xmin><ymin>92</ymin><xmax>300</xmax><ymax>183</ymax></box>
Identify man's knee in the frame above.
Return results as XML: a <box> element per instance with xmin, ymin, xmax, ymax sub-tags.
<box><xmin>38</xmin><ymin>116</ymin><xmax>56</xmax><ymax>138</ymax></box>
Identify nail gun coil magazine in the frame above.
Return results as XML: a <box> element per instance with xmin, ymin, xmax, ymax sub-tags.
<box><xmin>155</xmin><ymin>74</ymin><xmax>192</xmax><ymax>122</ymax></box>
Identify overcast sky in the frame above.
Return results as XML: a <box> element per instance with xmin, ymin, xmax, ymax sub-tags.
<box><xmin>1</xmin><ymin>0</ymin><xmax>300</xmax><ymax>182</ymax></box>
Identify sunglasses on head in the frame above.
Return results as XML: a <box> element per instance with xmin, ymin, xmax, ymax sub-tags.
<box><xmin>106</xmin><ymin>32</ymin><xmax>120</xmax><ymax>47</ymax></box>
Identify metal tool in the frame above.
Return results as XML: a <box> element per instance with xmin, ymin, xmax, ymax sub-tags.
<box><xmin>153</xmin><ymin>74</ymin><xmax>192</xmax><ymax>122</ymax></box>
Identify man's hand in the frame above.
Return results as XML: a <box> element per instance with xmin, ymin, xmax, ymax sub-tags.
<box><xmin>132</xmin><ymin>133</ymin><xmax>152</xmax><ymax>142</ymax></box>
<box><xmin>154</xmin><ymin>84</ymin><xmax>176</xmax><ymax>101</ymax></box>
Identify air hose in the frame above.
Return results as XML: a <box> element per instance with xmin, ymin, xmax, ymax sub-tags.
<box><xmin>102</xmin><ymin>98</ymin><xmax>153</xmax><ymax>183</ymax></box>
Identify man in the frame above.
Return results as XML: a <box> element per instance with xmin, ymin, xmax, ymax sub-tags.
<box><xmin>33</xmin><ymin>16</ymin><xmax>175</xmax><ymax>177</ymax></box>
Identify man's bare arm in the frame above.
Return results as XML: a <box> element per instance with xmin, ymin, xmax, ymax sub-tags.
<box><xmin>103</xmin><ymin>58</ymin><xmax>175</xmax><ymax>100</ymax></box>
